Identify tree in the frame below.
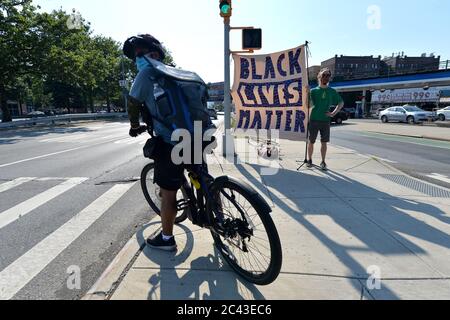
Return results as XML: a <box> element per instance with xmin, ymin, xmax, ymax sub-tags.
<box><xmin>0</xmin><ymin>0</ymin><xmax>39</xmax><ymax>122</ymax></box>
<box><xmin>0</xmin><ymin>5</ymin><xmax>176</xmax><ymax>120</ymax></box>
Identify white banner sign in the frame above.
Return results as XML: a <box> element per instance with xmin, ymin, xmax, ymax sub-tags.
<box><xmin>371</xmin><ymin>87</ymin><xmax>441</xmax><ymax>104</ymax></box>
<box><xmin>232</xmin><ymin>45</ymin><xmax>308</xmax><ymax>139</ymax></box>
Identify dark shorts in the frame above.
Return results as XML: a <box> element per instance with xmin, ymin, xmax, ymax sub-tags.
<box><xmin>308</xmin><ymin>120</ymin><xmax>331</xmax><ymax>143</ymax></box>
<box><xmin>154</xmin><ymin>142</ymin><xmax>185</xmax><ymax>191</ymax></box>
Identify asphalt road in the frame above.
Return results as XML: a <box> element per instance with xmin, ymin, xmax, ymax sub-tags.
<box><xmin>331</xmin><ymin>124</ymin><xmax>450</xmax><ymax>189</ymax></box>
<box><xmin>0</xmin><ymin>121</ymin><xmax>164</xmax><ymax>300</ymax></box>
<box><xmin>0</xmin><ymin>118</ymin><xmax>448</xmax><ymax>300</ymax></box>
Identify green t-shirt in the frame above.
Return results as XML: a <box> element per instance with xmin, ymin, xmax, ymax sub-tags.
<box><xmin>309</xmin><ymin>87</ymin><xmax>343</xmax><ymax>122</ymax></box>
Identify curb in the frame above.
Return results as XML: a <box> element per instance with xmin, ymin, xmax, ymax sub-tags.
<box><xmin>82</xmin><ymin>234</ymin><xmax>145</xmax><ymax>300</ymax></box>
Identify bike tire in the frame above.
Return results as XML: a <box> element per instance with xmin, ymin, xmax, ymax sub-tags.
<box><xmin>140</xmin><ymin>162</ymin><xmax>188</xmax><ymax>224</ymax></box>
<box><xmin>207</xmin><ymin>177</ymin><xmax>282</xmax><ymax>285</ymax></box>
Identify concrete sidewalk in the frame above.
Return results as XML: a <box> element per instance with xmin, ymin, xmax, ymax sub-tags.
<box><xmin>342</xmin><ymin>119</ymin><xmax>450</xmax><ymax>142</ymax></box>
<box><xmin>84</xmin><ymin>138</ymin><xmax>450</xmax><ymax>300</ymax></box>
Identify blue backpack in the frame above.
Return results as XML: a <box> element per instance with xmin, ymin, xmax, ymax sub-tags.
<box><xmin>145</xmin><ymin>59</ymin><xmax>215</xmax><ymax>135</ymax></box>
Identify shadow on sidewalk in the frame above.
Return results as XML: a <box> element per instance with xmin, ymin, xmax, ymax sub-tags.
<box><xmin>136</xmin><ymin>222</ymin><xmax>265</xmax><ymax>300</ymax></box>
<box><xmin>234</xmin><ymin>161</ymin><xmax>450</xmax><ymax>300</ymax></box>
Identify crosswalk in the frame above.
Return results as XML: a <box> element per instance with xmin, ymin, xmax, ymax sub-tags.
<box><xmin>426</xmin><ymin>173</ymin><xmax>450</xmax><ymax>185</ymax></box>
<box><xmin>0</xmin><ymin>177</ymin><xmax>137</xmax><ymax>300</ymax></box>
<box><xmin>36</xmin><ymin>123</ymin><xmax>148</xmax><ymax>146</ymax></box>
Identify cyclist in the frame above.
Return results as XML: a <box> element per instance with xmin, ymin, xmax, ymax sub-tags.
<box><xmin>123</xmin><ymin>34</ymin><xmax>182</xmax><ymax>252</ymax></box>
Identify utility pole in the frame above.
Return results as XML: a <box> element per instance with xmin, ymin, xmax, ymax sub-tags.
<box><xmin>120</xmin><ymin>56</ymin><xmax>128</xmax><ymax>115</ymax></box>
<box><xmin>220</xmin><ymin>0</ymin><xmax>233</xmax><ymax>156</ymax></box>
<box><xmin>223</xmin><ymin>17</ymin><xmax>232</xmax><ymax>156</ymax></box>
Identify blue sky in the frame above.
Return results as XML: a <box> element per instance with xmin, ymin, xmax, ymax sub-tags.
<box><xmin>33</xmin><ymin>0</ymin><xmax>450</xmax><ymax>83</ymax></box>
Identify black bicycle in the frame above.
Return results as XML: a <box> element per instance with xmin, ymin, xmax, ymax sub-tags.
<box><xmin>140</xmin><ymin>137</ymin><xmax>282</xmax><ymax>285</ymax></box>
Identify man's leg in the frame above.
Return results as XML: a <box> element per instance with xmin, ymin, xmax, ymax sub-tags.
<box><xmin>321</xmin><ymin>142</ymin><xmax>328</xmax><ymax>163</ymax></box>
<box><xmin>308</xmin><ymin>121</ymin><xmax>318</xmax><ymax>162</ymax></box>
<box><xmin>308</xmin><ymin>142</ymin><xmax>315</xmax><ymax>162</ymax></box>
<box><xmin>320</xmin><ymin>122</ymin><xmax>331</xmax><ymax>170</ymax></box>
<box><xmin>160</xmin><ymin>188</ymin><xmax>178</xmax><ymax>237</ymax></box>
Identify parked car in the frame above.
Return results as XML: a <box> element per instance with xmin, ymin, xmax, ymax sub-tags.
<box><xmin>330</xmin><ymin>107</ymin><xmax>348</xmax><ymax>125</ymax></box>
<box><xmin>436</xmin><ymin>106</ymin><xmax>450</xmax><ymax>121</ymax></box>
<box><xmin>375</xmin><ymin>107</ymin><xmax>387</xmax><ymax>117</ymax></box>
<box><xmin>207</xmin><ymin>108</ymin><xmax>218</xmax><ymax>120</ymax></box>
<box><xmin>26</xmin><ymin>111</ymin><xmax>46</xmax><ymax>118</ymax></box>
<box><xmin>379</xmin><ymin>105</ymin><xmax>437</xmax><ymax>124</ymax></box>
<box><xmin>343</xmin><ymin>107</ymin><xmax>356</xmax><ymax>119</ymax></box>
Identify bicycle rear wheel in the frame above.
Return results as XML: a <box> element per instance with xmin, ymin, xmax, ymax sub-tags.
<box><xmin>207</xmin><ymin>177</ymin><xmax>282</xmax><ymax>285</ymax></box>
<box><xmin>140</xmin><ymin>162</ymin><xmax>188</xmax><ymax>224</ymax></box>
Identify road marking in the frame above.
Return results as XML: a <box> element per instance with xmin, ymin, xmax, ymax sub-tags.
<box><xmin>0</xmin><ymin>178</ymin><xmax>36</xmax><ymax>193</ymax></box>
<box><xmin>0</xmin><ymin>135</ymin><xmax>132</xmax><ymax>168</ymax></box>
<box><xmin>360</xmin><ymin>132</ymin><xmax>450</xmax><ymax>150</ymax></box>
<box><xmin>427</xmin><ymin>173</ymin><xmax>450</xmax><ymax>184</ymax></box>
<box><xmin>39</xmin><ymin>132</ymin><xmax>126</xmax><ymax>143</ymax></box>
<box><xmin>40</xmin><ymin>134</ymin><xmax>89</xmax><ymax>143</ymax></box>
<box><xmin>0</xmin><ymin>146</ymin><xmax>87</xmax><ymax>168</ymax></box>
<box><xmin>0</xmin><ymin>178</ymin><xmax>88</xmax><ymax>230</ymax></box>
<box><xmin>0</xmin><ymin>182</ymin><xmax>136</xmax><ymax>300</ymax></box>
<box><xmin>114</xmin><ymin>138</ymin><xmax>136</xmax><ymax>144</ymax></box>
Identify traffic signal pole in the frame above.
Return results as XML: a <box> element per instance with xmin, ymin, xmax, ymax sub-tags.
<box><xmin>223</xmin><ymin>17</ymin><xmax>232</xmax><ymax>157</ymax></box>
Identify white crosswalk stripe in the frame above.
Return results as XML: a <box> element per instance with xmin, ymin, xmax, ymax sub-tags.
<box><xmin>0</xmin><ymin>178</ymin><xmax>36</xmax><ymax>193</ymax></box>
<box><xmin>0</xmin><ymin>178</ymin><xmax>88</xmax><ymax>230</ymax></box>
<box><xmin>427</xmin><ymin>173</ymin><xmax>450</xmax><ymax>184</ymax></box>
<box><xmin>0</xmin><ymin>181</ymin><xmax>136</xmax><ymax>300</ymax></box>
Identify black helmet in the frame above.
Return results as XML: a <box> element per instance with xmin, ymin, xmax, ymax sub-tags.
<box><xmin>123</xmin><ymin>34</ymin><xmax>166</xmax><ymax>62</ymax></box>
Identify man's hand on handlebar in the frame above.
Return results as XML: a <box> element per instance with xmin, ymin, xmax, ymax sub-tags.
<box><xmin>129</xmin><ymin>125</ymin><xmax>148</xmax><ymax>137</ymax></box>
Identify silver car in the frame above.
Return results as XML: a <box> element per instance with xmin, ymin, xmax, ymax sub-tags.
<box><xmin>436</xmin><ymin>107</ymin><xmax>450</xmax><ymax>121</ymax></box>
<box><xmin>380</xmin><ymin>105</ymin><xmax>437</xmax><ymax>124</ymax></box>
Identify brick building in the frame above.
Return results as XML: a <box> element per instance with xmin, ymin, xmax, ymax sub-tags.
<box><xmin>307</xmin><ymin>66</ymin><xmax>322</xmax><ymax>81</ymax></box>
<box><xmin>382</xmin><ymin>54</ymin><xmax>440</xmax><ymax>75</ymax></box>
<box><xmin>321</xmin><ymin>55</ymin><xmax>382</xmax><ymax>80</ymax></box>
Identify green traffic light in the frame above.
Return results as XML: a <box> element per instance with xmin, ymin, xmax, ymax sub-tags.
<box><xmin>221</xmin><ymin>4</ymin><xmax>230</xmax><ymax>14</ymax></box>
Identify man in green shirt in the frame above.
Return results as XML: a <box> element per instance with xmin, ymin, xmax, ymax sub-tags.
<box><xmin>306</xmin><ymin>68</ymin><xmax>344</xmax><ymax>170</ymax></box>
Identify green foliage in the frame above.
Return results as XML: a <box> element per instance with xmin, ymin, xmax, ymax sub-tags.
<box><xmin>0</xmin><ymin>2</ymin><xmax>175</xmax><ymax>121</ymax></box>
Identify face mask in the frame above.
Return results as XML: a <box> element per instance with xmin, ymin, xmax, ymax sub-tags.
<box><xmin>136</xmin><ymin>56</ymin><xmax>150</xmax><ymax>72</ymax></box>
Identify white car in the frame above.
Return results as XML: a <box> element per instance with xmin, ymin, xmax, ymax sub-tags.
<box><xmin>437</xmin><ymin>107</ymin><xmax>450</xmax><ymax>121</ymax></box>
<box><xmin>380</xmin><ymin>105</ymin><xmax>437</xmax><ymax>124</ymax></box>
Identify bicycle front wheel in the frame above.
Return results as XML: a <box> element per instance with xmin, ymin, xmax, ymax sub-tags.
<box><xmin>207</xmin><ymin>177</ymin><xmax>282</xmax><ymax>285</ymax></box>
<box><xmin>140</xmin><ymin>162</ymin><xmax>188</xmax><ymax>224</ymax></box>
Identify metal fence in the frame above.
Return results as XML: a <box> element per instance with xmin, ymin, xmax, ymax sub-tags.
<box><xmin>0</xmin><ymin>113</ymin><xmax>128</xmax><ymax>129</ymax></box>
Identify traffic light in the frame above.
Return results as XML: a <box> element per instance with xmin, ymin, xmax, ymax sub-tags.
<box><xmin>219</xmin><ymin>0</ymin><xmax>232</xmax><ymax>18</ymax></box>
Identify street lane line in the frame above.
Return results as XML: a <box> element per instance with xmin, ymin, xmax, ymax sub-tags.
<box><xmin>427</xmin><ymin>173</ymin><xmax>450</xmax><ymax>184</ymax></box>
<box><xmin>0</xmin><ymin>146</ymin><xmax>87</xmax><ymax>168</ymax></box>
<box><xmin>0</xmin><ymin>182</ymin><xmax>136</xmax><ymax>300</ymax></box>
<box><xmin>114</xmin><ymin>138</ymin><xmax>136</xmax><ymax>144</ymax></box>
<box><xmin>40</xmin><ymin>134</ymin><xmax>89</xmax><ymax>143</ymax></box>
<box><xmin>0</xmin><ymin>135</ymin><xmax>130</xmax><ymax>168</ymax></box>
<box><xmin>0</xmin><ymin>178</ymin><xmax>36</xmax><ymax>193</ymax></box>
<box><xmin>0</xmin><ymin>178</ymin><xmax>88</xmax><ymax>230</ymax></box>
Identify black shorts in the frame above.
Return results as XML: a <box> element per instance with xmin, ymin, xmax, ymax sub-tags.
<box><xmin>308</xmin><ymin>120</ymin><xmax>331</xmax><ymax>143</ymax></box>
<box><xmin>154</xmin><ymin>142</ymin><xmax>185</xmax><ymax>191</ymax></box>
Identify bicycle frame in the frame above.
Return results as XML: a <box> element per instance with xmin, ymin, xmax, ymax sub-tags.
<box><xmin>182</xmin><ymin>164</ymin><xmax>255</xmax><ymax>242</ymax></box>
<box><xmin>181</xmin><ymin>164</ymin><xmax>220</xmax><ymax>228</ymax></box>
